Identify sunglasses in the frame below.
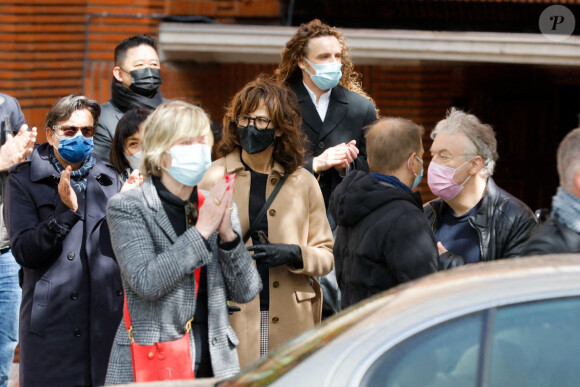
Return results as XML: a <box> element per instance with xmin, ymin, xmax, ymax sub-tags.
<box><xmin>52</xmin><ymin>125</ymin><xmax>96</xmax><ymax>138</ymax></box>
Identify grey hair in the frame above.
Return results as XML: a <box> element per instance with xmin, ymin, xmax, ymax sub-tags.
<box><xmin>557</xmin><ymin>127</ymin><xmax>580</xmax><ymax>191</ymax></box>
<box><xmin>431</xmin><ymin>107</ymin><xmax>498</xmax><ymax>177</ymax></box>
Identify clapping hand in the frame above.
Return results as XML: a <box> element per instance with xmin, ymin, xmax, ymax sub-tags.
<box><xmin>196</xmin><ymin>173</ymin><xmax>237</xmax><ymax>242</ymax></box>
<box><xmin>313</xmin><ymin>139</ymin><xmax>359</xmax><ymax>173</ymax></box>
<box><xmin>0</xmin><ymin>124</ymin><xmax>37</xmax><ymax>172</ymax></box>
<box><xmin>58</xmin><ymin>166</ymin><xmax>78</xmax><ymax>212</ymax></box>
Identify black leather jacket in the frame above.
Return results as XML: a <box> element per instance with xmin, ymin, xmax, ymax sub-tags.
<box><xmin>424</xmin><ymin>177</ymin><xmax>538</xmax><ymax>265</ymax></box>
<box><xmin>522</xmin><ymin>216</ymin><xmax>580</xmax><ymax>255</ymax></box>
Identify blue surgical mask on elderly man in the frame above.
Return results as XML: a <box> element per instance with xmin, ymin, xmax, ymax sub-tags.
<box><xmin>304</xmin><ymin>58</ymin><xmax>342</xmax><ymax>90</ymax></box>
<box><xmin>54</xmin><ymin>133</ymin><xmax>93</xmax><ymax>164</ymax></box>
<box><xmin>164</xmin><ymin>143</ymin><xmax>211</xmax><ymax>187</ymax></box>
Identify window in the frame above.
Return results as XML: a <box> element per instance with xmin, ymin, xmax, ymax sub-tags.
<box><xmin>362</xmin><ymin>312</ymin><xmax>484</xmax><ymax>387</ymax></box>
<box><xmin>490</xmin><ymin>297</ymin><xmax>580</xmax><ymax>387</ymax></box>
<box><xmin>361</xmin><ymin>297</ymin><xmax>580</xmax><ymax>387</ymax></box>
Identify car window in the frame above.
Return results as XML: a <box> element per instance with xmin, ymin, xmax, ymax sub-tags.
<box><xmin>361</xmin><ymin>312</ymin><xmax>484</xmax><ymax>387</ymax></box>
<box><xmin>490</xmin><ymin>297</ymin><xmax>580</xmax><ymax>387</ymax></box>
<box><xmin>361</xmin><ymin>297</ymin><xmax>580</xmax><ymax>387</ymax></box>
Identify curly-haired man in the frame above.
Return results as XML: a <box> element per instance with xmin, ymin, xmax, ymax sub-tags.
<box><xmin>275</xmin><ymin>19</ymin><xmax>378</xmax><ymax>211</ymax></box>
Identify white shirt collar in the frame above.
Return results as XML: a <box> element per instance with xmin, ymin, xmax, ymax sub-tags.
<box><xmin>303</xmin><ymin>80</ymin><xmax>332</xmax><ymax>122</ymax></box>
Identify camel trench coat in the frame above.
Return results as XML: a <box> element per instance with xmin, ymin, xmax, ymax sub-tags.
<box><xmin>199</xmin><ymin>150</ymin><xmax>334</xmax><ymax>367</ymax></box>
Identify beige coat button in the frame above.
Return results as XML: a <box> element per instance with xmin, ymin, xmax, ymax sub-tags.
<box><xmin>273</xmin><ymin>281</ymin><xmax>279</xmax><ymax>288</ymax></box>
<box><xmin>272</xmin><ymin>316</ymin><xmax>279</xmax><ymax>323</ymax></box>
<box><xmin>269</xmin><ymin>209</ymin><xmax>276</xmax><ymax>216</ymax></box>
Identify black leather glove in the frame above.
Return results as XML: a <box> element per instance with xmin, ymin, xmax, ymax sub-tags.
<box><xmin>247</xmin><ymin>244</ymin><xmax>303</xmax><ymax>269</ymax></box>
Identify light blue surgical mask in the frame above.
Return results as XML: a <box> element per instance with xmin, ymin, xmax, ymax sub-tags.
<box><xmin>408</xmin><ymin>154</ymin><xmax>424</xmax><ymax>190</ymax></box>
<box><xmin>54</xmin><ymin>133</ymin><xmax>93</xmax><ymax>164</ymax></box>
<box><xmin>163</xmin><ymin>143</ymin><xmax>211</xmax><ymax>187</ymax></box>
<box><xmin>304</xmin><ymin>58</ymin><xmax>342</xmax><ymax>90</ymax></box>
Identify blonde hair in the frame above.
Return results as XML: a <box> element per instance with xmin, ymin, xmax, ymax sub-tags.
<box><xmin>141</xmin><ymin>101</ymin><xmax>213</xmax><ymax>177</ymax></box>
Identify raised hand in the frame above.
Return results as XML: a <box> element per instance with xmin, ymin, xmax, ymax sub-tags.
<box><xmin>217</xmin><ymin>174</ymin><xmax>237</xmax><ymax>242</ymax></box>
<box><xmin>120</xmin><ymin>169</ymin><xmax>143</xmax><ymax>192</ymax></box>
<box><xmin>0</xmin><ymin>124</ymin><xmax>37</xmax><ymax>171</ymax></box>
<box><xmin>196</xmin><ymin>173</ymin><xmax>236</xmax><ymax>241</ymax></box>
<box><xmin>58</xmin><ymin>165</ymin><xmax>78</xmax><ymax>212</ymax></box>
<box><xmin>313</xmin><ymin>140</ymin><xmax>359</xmax><ymax>173</ymax></box>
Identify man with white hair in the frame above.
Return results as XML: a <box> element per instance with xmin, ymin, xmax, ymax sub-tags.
<box><xmin>523</xmin><ymin>128</ymin><xmax>580</xmax><ymax>255</ymax></box>
<box><xmin>424</xmin><ymin>108</ymin><xmax>538</xmax><ymax>267</ymax></box>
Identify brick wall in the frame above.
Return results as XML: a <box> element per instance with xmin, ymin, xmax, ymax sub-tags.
<box><xmin>0</xmin><ymin>0</ymin><xmax>165</xmax><ymax>143</ymax></box>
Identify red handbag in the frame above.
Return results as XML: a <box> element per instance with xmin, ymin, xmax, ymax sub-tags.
<box><xmin>124</xmin><ymin>296</ymin><xmax>195</xmax><ymax>382</ymax></box>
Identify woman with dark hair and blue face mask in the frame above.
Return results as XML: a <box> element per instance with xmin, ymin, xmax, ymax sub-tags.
<box><xmin>4</xmin><ymin>94</ymin><xmax>142</xmax><ymax>387</ymax></box>
<box><xmin>104</xmin><ymin>101</ymin><xmax>261</xmax><ymax>384</ymax></box>
<box><xmin>199</xmin><ymin>75</ymin><xmax>334</xmax><ymax>369</ymax></box>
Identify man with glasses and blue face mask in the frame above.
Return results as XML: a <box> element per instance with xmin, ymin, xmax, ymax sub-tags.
<box><xmin>424</xmin><ymin>108</ymin><xmax>538</xmax><ymax>269</ymax></box>
<box><xmin>329</xmin><ymin>117</ymin><xmax>438</xmax><ymax>309</ymax></box>
<box><xmin>4</xmin><ymin>94</ymin><xmax>142</xmax><ymax>387</ymax></box>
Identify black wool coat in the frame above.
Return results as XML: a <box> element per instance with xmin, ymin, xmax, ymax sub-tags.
<box><xmin>329</xmin><ymin>170</ymin><xmax>438</xmax><ymax>309</ymax></box>
<box><xmin>4</xmin><ymin>143</ymin><xmax>124</xmax><ymax>387</ymax></box>
<box><xmin>291</xmin><ymin>82</ymin><xmax>377</xmax><ymax>208</ymax></box>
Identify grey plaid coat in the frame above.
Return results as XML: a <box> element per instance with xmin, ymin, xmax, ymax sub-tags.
<box><xmin>104</xmin><ymin>178</ymin><xmax>261</xmax><ymax>385</ymax></box>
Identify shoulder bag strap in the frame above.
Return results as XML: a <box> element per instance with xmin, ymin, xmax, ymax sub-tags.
<box><xmin>243</xmin><ymin>174</ymin><xmax>288</xmax><ymax>244</ymax></box>
<box><xmin>123</xmin><ymin>293</ymin><xmax>135</xmax><ymax>343</ymax></box>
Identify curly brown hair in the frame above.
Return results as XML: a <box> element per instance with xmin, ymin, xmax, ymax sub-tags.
<box><xmin>219</xmin><ymin>75</ymin><xmax>307</xmax><ymax>175</ymax></box>
<box><xmin>275</xmin><ymin>19</ymin><xmax>377</xmax><ymax>112</ymax></box>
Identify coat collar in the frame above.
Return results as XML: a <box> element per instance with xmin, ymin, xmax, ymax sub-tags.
<box><xmin>292</xmin><ymin>81</ymin><xmax>349</xmax><ymax>142</ymax></box>
<box><xmin>141</xmin><ymin>177</ymin><xmax>178</xmax><ymax>243</ymax></box>
<box><xmin>428</xmin><ymin>177</ymin><xmax>499</xmax><ymax>228</ymax></box>
<box><xmin>29</xmin><ymin>143</ymin><xmax>63</xmax><ymax>182</ymax></box>
<box><xmin>29</xmin><ymin>143</ymin><xmax>120</xmax><ymax>234</ymax></box>
<box><xmin>224</xmin><ymin>148</ymin><xmax>285</xmax><ymax>177</ymax></box>
<box><xmin>470</xmin><ymin>177</ymin><xmax>499</xmax><ymax>228</ymax></box>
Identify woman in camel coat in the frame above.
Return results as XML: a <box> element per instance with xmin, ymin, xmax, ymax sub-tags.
<box><xmin>200</xmin><ymin>76</ymin><xmax>334</xmax><ymax>368</ymax></box>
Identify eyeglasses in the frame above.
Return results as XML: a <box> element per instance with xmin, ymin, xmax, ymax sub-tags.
<box><xmin>234</xmin><ymin>115</ymin><xmax>272</xmax><ymax>130</ymax></box>
<box><xmin>52</xmin><ymin>125</ymin><xmax>96</xmax><ymax>138</ymax></box>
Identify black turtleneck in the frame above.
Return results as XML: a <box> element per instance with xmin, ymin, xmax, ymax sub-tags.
<box><xmin>151</xmin><ymin>176</ymin><xmax>213</xmax><ymax>377</ymax></box>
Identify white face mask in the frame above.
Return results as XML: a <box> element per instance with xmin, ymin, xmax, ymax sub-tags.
<box><xmin>162</xmin><ymin>144</ymin><xmax>212</xmax><ymax>187</ymax></box>
<box><xmin>125</xmin><ymin>150</ymin><xmax>142</xmax><ymax>171</ymax></box>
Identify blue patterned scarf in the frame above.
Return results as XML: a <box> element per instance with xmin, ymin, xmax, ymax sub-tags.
<box><xmin>50</xmin><ymin>151</ymin><xmax>96</xmax><ymax>193</ymax></box>
<box><xmin>551</xmin><ymin>187</ymin><xmax>580</xmax><ymax>233</ymax></box>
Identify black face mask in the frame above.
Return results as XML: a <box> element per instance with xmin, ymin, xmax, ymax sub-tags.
<box><xmin>128</xmin><ymin>67</ymin><xmax>162</xmax><ymax>96</ymax></box>
<box><xmin>238</xmin><ymin>126</ymin><xmax>275</xmax><ymax>154</ymax></box>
